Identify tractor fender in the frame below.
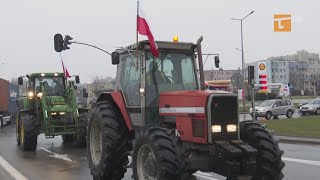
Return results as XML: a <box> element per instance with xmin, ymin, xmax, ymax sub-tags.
<box><xmin>96</xmin><ymin>91</ymin><xmax>132</xmax><ymax>130</ymax></box>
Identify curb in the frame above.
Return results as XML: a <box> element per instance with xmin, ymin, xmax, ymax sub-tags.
<box><xmin>275</xmin><ymin>136</ymin><xmax>320</xmax><ymax>145</ymax></box>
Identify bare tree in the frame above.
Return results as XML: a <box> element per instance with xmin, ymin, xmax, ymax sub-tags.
<box><xmin>289</xmin><ymin>71</ymin><xmax>304</xmax><ymax>95</ymax></box>
<box><xmin>92</xmin><ymin>76</ymin><xmax>113</xmax><ymax>84</ymax></box>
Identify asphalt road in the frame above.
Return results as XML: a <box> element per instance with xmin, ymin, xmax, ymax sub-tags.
<box><xmin>1</xmin><ymin>124</ymin><xmax>320</xmax><ymax>180</ymax></box>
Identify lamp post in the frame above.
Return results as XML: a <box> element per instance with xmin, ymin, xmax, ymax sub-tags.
<box><xmin>231</xmin><ymin>11</ymin><xmax>254</xmax><ymax>112</ymax></box>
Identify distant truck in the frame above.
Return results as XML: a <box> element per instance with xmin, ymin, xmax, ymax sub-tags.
<box><xmin>0</xmin><ymin>78</ymin><xmax>19</xmax><ymax>126</ymax></box>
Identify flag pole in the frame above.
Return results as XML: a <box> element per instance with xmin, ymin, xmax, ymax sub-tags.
<box><xmin>136</xmin><ymin>0</ymin><xmax>139</xmax><ymax>70</ymax></box>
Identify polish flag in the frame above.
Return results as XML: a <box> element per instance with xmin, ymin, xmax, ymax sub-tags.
<box><xmin>137</xmin><ymin>1</ymin><xmax>159</xmax><ymax>57</ymax></box>
<box><xmin>61</xmin><ymin>60</ymin><xmax>71</xmax><ymax>78</ymax></box>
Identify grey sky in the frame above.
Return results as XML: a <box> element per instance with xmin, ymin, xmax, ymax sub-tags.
<box><xmin>0</xmin><ymin>0</ymin><xmax>319</xmax><ymax>83</ymax></box>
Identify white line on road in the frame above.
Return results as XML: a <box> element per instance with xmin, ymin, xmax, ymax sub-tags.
<box><xmin>283</xmin><ymin>157</ymin><xmax>320</xmax><ymax>166</ymax></box>
<box><xmin>0</xmin><ymin>155</ymin><xmax>28</xmax><ymax>180</ymax></box>
<box><xmin>39</xmin><ymin>147</ymin><xmax>72</xmax><ymax>162</ymax></box>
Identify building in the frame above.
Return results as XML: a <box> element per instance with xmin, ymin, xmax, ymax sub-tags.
<box><xmin>87</xmin><ymin>81</ymin><xmax>114</xmax><ymax>107</ymax></box>
<box><xmin>204</xmin><ymin>68</ymin><xmax>241</xmax><ymax>81</ymax></box>
<box><xmin>246</xmin><ymin>50</ymin><xmax>320</xmax><ymax>95</ymax></box>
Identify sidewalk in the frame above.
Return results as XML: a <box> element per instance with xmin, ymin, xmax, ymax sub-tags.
<box><xmin>275</xmin><ymin>135</ymin><xmax>320</xmax><ymax>145</ymax></box>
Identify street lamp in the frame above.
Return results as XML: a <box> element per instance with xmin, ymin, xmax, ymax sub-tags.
<box><xmin>231</xmin><ymin>11</ymin><xmax>254</xmax><ymax>112</ymax></box>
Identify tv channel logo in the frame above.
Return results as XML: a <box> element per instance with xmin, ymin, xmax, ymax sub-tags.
<box><xmin>274</xmin><ymin>14</ymin><xmax>291</xmax><ymax>32</ymax></box>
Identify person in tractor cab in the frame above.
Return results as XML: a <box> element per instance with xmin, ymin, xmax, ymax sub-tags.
<box><xmin>146</xmin><ymin>60</ymin><xmax>169</xmax><ymax>86</ymax></box>
<box><xmin>43</xmin><ymin>81</ymin><xmax>53</xmax><ymax>93</ymax></box>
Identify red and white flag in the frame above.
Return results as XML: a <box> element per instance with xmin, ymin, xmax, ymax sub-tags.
<box><xmin>137</xmin><ymin>1</ymin><xmax>159</xmax><ymax>57</ymax></box>
<box><xmin>61</xmin><ymin>60</ymin><xmax>71</xmax><ymax>78</ymax></box>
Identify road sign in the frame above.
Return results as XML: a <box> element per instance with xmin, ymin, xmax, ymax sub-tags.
<box><xmin>231</xmin><ymin>73</ymin><xmax>244</xmax><ymax>89</ymax></box>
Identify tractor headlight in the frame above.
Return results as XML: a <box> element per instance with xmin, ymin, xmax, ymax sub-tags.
<box><xmin>28</xmin><ymin>91</ymin><xmax>34</xmax><ymax>99</ymax></box>
<box><xmin>37</xmin><ymin>92</ymin><xmax>43</xmax><ymax>98</ymax></box>
<box><xmin>51</xmin><ymin>112</ymin><xmax>57</xmax><ymax>115</ymax></box>
<box><xmin>227</xmin><ymin>124</ymin><xmax>237</xmax><ymax>132</ymax></box>
<box><xmin>211</xmin><ymin>125</ymin><xmax>221</xmax><ymax>133</ymax></box>
<box><xmin>59</xmin><ymin>112</ymin><xmax>65</xmax><ymax>115</ymax></box>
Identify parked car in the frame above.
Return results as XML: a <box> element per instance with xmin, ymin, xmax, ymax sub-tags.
<box><xmin>299</xmin><ymin>98</ymin><xmax>320</xmax><ymax>115</ymax></box>
<box><xmin>249</xmin><ymin>99</ymin><xmax>295</xmax><ymax>120</ymax></box>
<box><xmin>298</xmin><ymin>102</ymin><xmax>309</xmax><ymax>109</ymax></box>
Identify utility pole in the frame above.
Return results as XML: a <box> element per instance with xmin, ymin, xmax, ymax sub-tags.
<box><xmin>231</xmin><ymin>11</ymin><xmax>255</xmax><ymax>112</ymax></box>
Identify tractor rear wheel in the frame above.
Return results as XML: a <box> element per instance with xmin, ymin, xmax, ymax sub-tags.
<box><xmin>75</xmin><ymin>112</ymin><xmax>89</xmax><ymax>147</ymax></box>
<box><xmin>20</xmin><ymin>113</ymin><xmax>39</xmax><ymax>151</ymax></box>
<box><xmin>240</xmin><ymin>121</ymin><xmax>285</xmax><ymax>180</ymax></box>
<box><xmin>132</xmin><ymin>127</ymin><xmax>185</xmax><ymax>180</ymax></box>
<box><xmin>87</xmin><ymin>101</ymin><xmax>129</xmax><ymax>180</ymax></box>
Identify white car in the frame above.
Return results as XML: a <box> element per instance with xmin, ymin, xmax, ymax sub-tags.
<box><xmin>300</xmin><ymin>98</ymin><xmax>320</xmax><ymax>115</ymax></box>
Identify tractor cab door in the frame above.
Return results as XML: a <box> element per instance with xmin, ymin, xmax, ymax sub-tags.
<box><xmin>144</xmin><ymin>52</ymin><xmax>198</xmax><ymax>125</ymax></box>
<box><xmin>118</xmin><ymin>54</ymin><xmax>142</xmax><ymax>126</ymax></box>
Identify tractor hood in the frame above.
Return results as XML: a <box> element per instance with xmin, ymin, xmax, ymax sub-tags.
<box><xmin>45</xmin><ymin>96</ymin><xmax>70</xmax><ymax>111</ymax></box>
<box><xmin>159</xmin><ymin>90</ymin><xmax>231</xmax><ymax>109</ymax></box>
<box><xmin>47</xmin><ymin>96</ymin><xmax>66</xmax><ymax>105</ymax></box>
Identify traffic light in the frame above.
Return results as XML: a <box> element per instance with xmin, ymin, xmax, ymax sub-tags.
<box><xmin>248</xmin><ymin>66</ymin><xmax>254</xmax><ymax>86</ymax></box>
<box><xmin>63</xmin><ymin>35</ymin><xmax>73</xmax><ymax>50</ymax></box>
<box><xmin>54</xmin><ymin>34</ymin><xmax>64</xmax><ymax>52</ymax></box>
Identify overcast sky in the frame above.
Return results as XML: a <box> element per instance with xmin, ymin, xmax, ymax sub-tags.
<box><xmin>0</xmin><ymin>0</ymin><xmax>319</xmax><ymax>83</ymax></box>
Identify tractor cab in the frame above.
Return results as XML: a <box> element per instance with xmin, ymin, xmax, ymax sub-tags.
<box><xmin>112</xmin><ymin>39</ymin><xmax>214</xmax><ymax>126</ymax></box>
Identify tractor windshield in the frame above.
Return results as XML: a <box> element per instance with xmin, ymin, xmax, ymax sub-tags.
<box><xmin>145</xmin><ymin>52</ymin><xmax>198</xmax><ymax>92</ymax></box>
<box><xmin>35</xmin><ymin>77</ymin><xmax>65</xmax><ymax>96</ymax></box>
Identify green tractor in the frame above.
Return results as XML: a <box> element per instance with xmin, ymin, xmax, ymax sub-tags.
<box><xmin>16</xmin><ymin>72</ymin><xmax>89</xmax><ymax>151</ymax></box>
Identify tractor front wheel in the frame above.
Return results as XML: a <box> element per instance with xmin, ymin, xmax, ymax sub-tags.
<box><xmin>75</xmin><ymin>112</ymin><xmax>89</xmax><ymax>147</ymax></box>
<box><xmin>87</xmin><ymin>101</ymin><xmax>130</xmax><ymax>180</ymax></box>
<box><xmin>240</xmin><ymin>121</ymin><xmax>285</xmax><ymax>180</ymax></box>
<box><xmin>16</xmin><ymin>112</ymin><xmax>21</xmax><ymax>145</ymax></box>
<box><xmin>19</xmin><ymin>113</ymin><xmax>39</xmax><ymax>151</ymax></box>
<box><xmin>132</xmin><ymin>127</ymin><xmax>185</xmax><ymax>180</ymax></box>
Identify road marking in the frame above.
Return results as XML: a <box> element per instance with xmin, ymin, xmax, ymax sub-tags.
<box><xmin>0</xmin><ymin>155</ymin><xmax>28</xmax><ymax>180</ymax></box>
<box><xmin>39</xmin><ymin>147</ymin><xmax>72</xmax><ymax>162</ymax></box>
<box><xmin>128</xmin><ymin>156</ymin><xmax>219</xmax><ymax>180</ymax></box>
<box><xmin>283</xmin><ymin>157</ymin><xmax>320</xmax><ymax>166</ymax></box>
<box><xmin>195</xmin><ymin>172</ymin><xmax>219</xmax><ymax>180</ymax></box>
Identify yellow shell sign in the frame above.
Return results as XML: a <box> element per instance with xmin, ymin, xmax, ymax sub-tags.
<box><xmin>259</xmin><ymin>63</ymin><xmax>266</xmax><ymax>70</ymax></box>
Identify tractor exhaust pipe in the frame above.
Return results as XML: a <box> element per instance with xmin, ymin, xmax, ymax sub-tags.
<box><xmin>197</xmin><ymin>36</ymin><xmax>205</xmax><ymax>90</ymax></box>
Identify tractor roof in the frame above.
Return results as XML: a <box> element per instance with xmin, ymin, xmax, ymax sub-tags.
<box><xmin>28</xmin><ymin>72</ymin><xmax>65</xmax><ymax>78</ymax></box>
<box><xmin>118</xmin><ymin>40</ymin><xmax>197</xmax><ymax>53</ymax></box>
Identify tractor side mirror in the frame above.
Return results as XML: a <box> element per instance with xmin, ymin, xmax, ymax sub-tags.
<box><xmin>18</xmin><ymin>77</ymin><xmax>23</xmax><ymax>85</ymax></box>
<box><xmin>214</xmin><ymin>56</ymin><xmax>220</xmax><ymax>68</ymax></box>
<box><xmin>83</xmin><ymin>88</ymin><xmax>88</xmax><ymax>98</ymax></box>
<box><xmin>75</xmin><ymin>76</ymin><xmax>80</xmax><ymax>84</ymax></box>
<box><xmin>112</xmin><ymin>51</ymin><xmax>120</xmax><ymax>65</ymax></box>
<box><xmin>54</xmin><ymin>34</ymin><xmax>64</xmax><ymax>52</ymax></box>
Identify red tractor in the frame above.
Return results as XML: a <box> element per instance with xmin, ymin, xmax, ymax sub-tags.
<box><xmin>55</xmin><ymin>35</ymin><xmax>284</xmax><ymax>180</ymax></box>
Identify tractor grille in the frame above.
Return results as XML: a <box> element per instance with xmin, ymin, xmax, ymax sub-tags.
<box><xmin>192</xmin><ymin>119</ymin><xmax>205</xmax><ymax>138</ymax></box>
<box><xmin>210</xmin><ymin>95</ymin><xmax>238</xmax><ymax>141</ymax></box>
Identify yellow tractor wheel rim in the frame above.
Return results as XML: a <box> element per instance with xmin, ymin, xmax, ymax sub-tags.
<box><xmin>16</xmin><ymin>115</ymin><xmax>19</xmax><ymax>138</ymax></box>
<box><xmin>20</xmin><ymin>121</ymin><xmax>24</xmax><ymax>145</ymax></box>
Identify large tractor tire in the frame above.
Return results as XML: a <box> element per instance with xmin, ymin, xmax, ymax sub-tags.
<box><xmin>16</xmin><ymin>112</ymin><xmax>21</xmax><ymax>145</ymax></box>
<box><xmin>240</xmin><ymin>121</ymin><xmax>285</xmax><ymax>180</ymax></box>
<box><xmin>87</xmin><ymin>101</ymin><xmax>130</xmax><ymax>180</ymax></box>
<box><xmin>75</xmin><ymin>112</ymin><xmax>89</xmax><ymax>147</ymax></box>
<box><xmin>19</xmin><ymin>113</ymin><xmax>39</xmax><ymax>151</ymax></box>
<box><xmin>132</xmin><ymin>127</ymin><xmax>186</xmax><ymax>180</ymax></box>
